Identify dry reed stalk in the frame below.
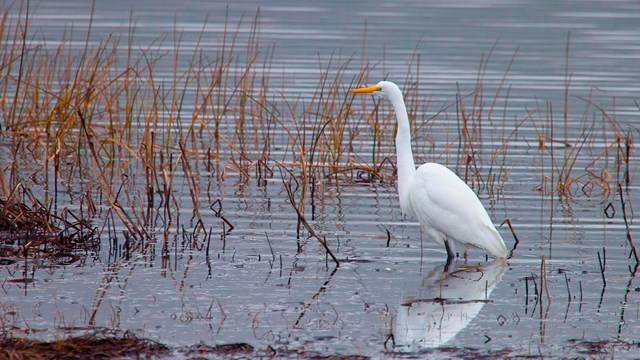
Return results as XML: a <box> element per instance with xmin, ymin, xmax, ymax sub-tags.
<box><xmin>597</xmin><ymin>247</ymin><xmax>607</xmax><ymax>287</ymax></box>
<box><xmin>500</xmin><ymin>218</ymin><xmax>520</xmax><ymax>258</ymax></box>
<box><xmin>618</xmin><ymin>183</ymin><xmax>639</xmax><ymax>266</ymax></box>
<box><xmin>6</xmin><ymin>0</ymin><xmax>28</xmax><ymax>130</ymax></box>
<box><xmin>277</xmin><ymin>163</ymin><xmax>339</xmax><ymax>267</ymax></box>
<box><xmin>178</xmin><ymin>141</ymin><xmax>206</xmax><ymax>237</ymax></box>
<box><xmin>537</xmin><ymin>255</ymin><xmax>550</xmax><ymax>344</ymax></box>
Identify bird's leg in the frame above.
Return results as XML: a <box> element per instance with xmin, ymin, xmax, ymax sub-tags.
<box><xmin>444</xmin><ymin>255</ymin><xmax>454</xmax><ymax>273</ymax></box>
<box><xmin>444</xmin><ymin>239</ymin><xmax>457</xmax><ymax>272</ymax></box>
<box><xmin>444</xmin><ymin>239</ymin><xmax>455</xmax><ymax>261</ymax></box>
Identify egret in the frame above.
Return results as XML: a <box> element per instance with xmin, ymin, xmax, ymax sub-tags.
<box><xmin>350</xmin><ymin>81</ymin><xmax>507</xmax><ymax>261</ymax></box>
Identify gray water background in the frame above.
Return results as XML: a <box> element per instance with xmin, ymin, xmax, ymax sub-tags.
<box><xmin>1</xmin><ymin>0</ymin><xmax>639</xmax><ymax>358</ymax></box>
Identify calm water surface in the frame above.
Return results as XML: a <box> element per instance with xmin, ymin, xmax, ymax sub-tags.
<box><xmin>1</xmin><ymin>1</ymin><xmax>639</xmax><ymax>358</ymax></box>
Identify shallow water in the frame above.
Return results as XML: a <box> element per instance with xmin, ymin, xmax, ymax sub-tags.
<box><xmin>1</xmin><ymin>0</ymin><xmax>639</xmax><ymax>358</ymax></box>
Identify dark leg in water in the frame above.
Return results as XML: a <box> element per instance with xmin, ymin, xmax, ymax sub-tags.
<box><xmin>444</xmin><ymin>239</ymin><xmax>455</xmax><ymax>271</ymax></box>
<box><xmin>444</xmin><ymin>239</ymin><xmax>456</xmax><ymax>259</ymax></box>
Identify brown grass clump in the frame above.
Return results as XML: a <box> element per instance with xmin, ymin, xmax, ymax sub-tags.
<box><xmin>0</xmin><ymin>331</ymin><xmax>170</xmax><ymax>360</ymax></box>
<box><xmin>566</xmin><ymin>338</ymin><xmax>640</xmax><ymax>356</ymax></box>
<box><xmin>0</xmin><ymin>186</ymin><xmax>98</xmax><ymax>263</ymax></box>
<box><xmin>181</xmin><ymin>342</ymin><xmax>255</xmax><ymax>357</ymax></box>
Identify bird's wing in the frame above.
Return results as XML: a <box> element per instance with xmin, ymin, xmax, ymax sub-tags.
<box><xmin>409</xmin><ymin>163</ymin><xmax>506</xmax><ymax>257</ymax></box>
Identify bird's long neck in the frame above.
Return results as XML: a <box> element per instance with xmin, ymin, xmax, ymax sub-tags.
<box><xmin>390</xmin><ymin>91</ymin><xmax>416</xmax><ymax>217</ymax></box>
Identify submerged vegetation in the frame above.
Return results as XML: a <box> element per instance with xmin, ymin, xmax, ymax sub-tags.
<box><xmin>0</xmin><ymin>1</ymin><xmax>638</xmax><ymax>357</ymax></box>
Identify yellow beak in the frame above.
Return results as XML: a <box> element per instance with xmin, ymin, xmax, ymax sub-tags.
<box><xmin>349</xmin><ymin>85</ymin><xmax>382</xmax><ymax>94</ymax></box>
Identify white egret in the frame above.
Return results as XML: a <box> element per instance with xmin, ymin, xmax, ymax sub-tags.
<box><xmin>350</xmin><ymin>81</ymin><xmax>507</xmax><ymax>260</ymax></box>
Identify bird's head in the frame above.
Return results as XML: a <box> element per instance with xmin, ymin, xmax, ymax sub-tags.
<box><xmin>350</xmin><ymin>81</ymin><xmax>402</xmax><ymax>102</ymax></box>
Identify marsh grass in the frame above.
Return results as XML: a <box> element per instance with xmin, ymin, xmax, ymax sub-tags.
<box><xmin>0</xmin><ymin>330</ymin><xmax>171</xmax><ymax>359</ymax></box>
<box><xmin>0</xmin><ymin>2</ymin><xmax>636</xmax><ymax>260</ymax></box>
<box><xmin>0</xmin><ymin>175</ymin><xmax>98</xmax><ymax>263</ymax></box>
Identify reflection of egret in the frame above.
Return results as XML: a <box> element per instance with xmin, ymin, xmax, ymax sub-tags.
<box><xmin>393</xmin><ymin>259</ymin><xmax>507</xmax><ymax>351</ymax></box>
<box><xmin>350</xmin><ymin>81</ymin><xmax>507</xmax><ymax>261</ymax></box>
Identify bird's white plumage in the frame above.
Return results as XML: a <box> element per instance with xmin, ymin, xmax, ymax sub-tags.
<box><xmin>408</xmin><ymin>163</ymin><xmax>507</xmax><ymax>258</ymax></box>
<box><xmin>350</xmin><ymin>80</ymin><xmax>507</xmax><ymax>259</ymax></box>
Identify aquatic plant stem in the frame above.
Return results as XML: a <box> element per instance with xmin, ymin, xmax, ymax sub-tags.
<box><xmin>618</xmin><ymin>183</ymin><xmax>638</xmax><ymax>266</ymax></box>
<box><xmin>278</xmin><ymin>163</ymin><xmax>339</xmax><ymax>268</ymax></box>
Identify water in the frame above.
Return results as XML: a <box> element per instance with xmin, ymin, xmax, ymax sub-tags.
<box><xmin>1</xmin><ymin>1</ymin><xmax>639</xmax><ymax>358</ymax></box>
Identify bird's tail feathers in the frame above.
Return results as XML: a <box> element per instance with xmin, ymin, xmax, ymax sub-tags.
<box><xmin>484</xmin><ymin>224</ymin><xmax>508</xmax><ymax>258</ymax></box>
